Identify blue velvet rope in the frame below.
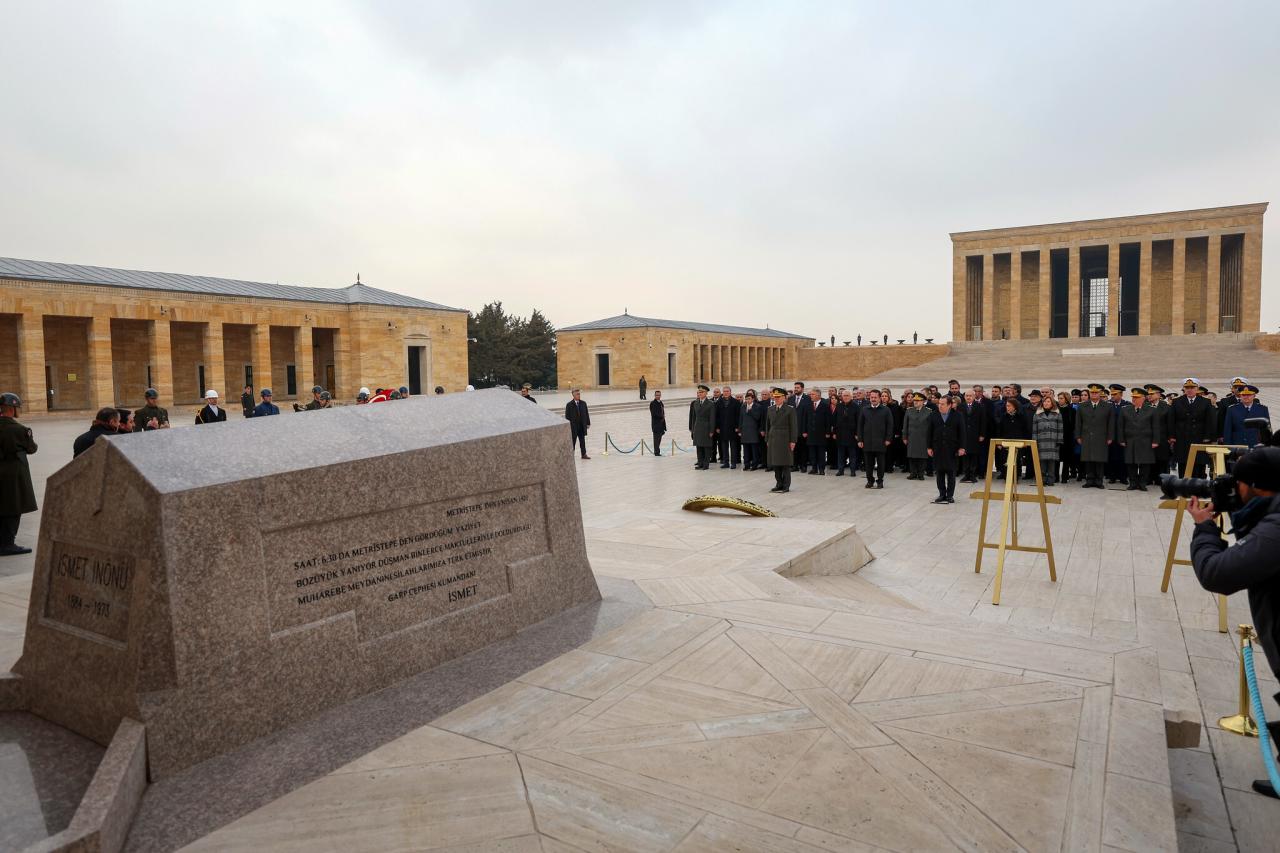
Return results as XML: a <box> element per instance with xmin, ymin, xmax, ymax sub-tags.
<box><xmin>1243</xmin><ymin>642</ymin><xmax>1280</xmax><ymax>792</ymax></box>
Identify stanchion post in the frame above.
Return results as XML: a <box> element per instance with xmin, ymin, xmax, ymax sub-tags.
<box><xmin>1220</xmin><ymin>624</ymin><xmax>1260</xmax><ymax>737</ymax></box>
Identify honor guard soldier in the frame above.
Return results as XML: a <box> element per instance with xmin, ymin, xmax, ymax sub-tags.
<box><xmin>1077</xmin><ymin>383</ymin><xmax>1113</xmax><ymax>488</ymax></box>
<box><xmin>196</xmin><ymin>390</ymin><xmax>228</xmax><ymax>425</ymax></box>
<box><xmin>1118</xmin><ymin>387</ymin><xmax>1157</xmax><ymax>490</ymax></box>
<box><xmin>295</xmin><ymin>385</ymin><xmax>325</xmax><ymax>412</ymax></box>
<box><xmin>0</xmin><ymin>393</ymin><xmax>37</xmax><ymax>556</ymax></box>
<box><xmin>136</xmin><ymin>388</ymin><xmax>171</xmax><ymax>430</ymax></box>
<box><xmin>1170</xmin><ymin>378</ymin><xmax>1215</xmax><ymax>476</ymax></box>
<box><xmin>253</xmin><ymin>388</ymin><xmax>281</xmax><ymax>417</ymax></box>
<box><xmin>689</xmin><ymin>385</ymin><xmax>716</xmax><ymax>470</ymax></box>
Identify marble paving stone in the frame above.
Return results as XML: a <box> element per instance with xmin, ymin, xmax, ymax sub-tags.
<box><xmin>677</xmin><ymin>599</ymin><xmax>834</xmax><ymax>633</ymax></box>
<box><xmin>516</xmin><ymin>649</ymin><xmax>648</xmax><ymax>700</ymax></box>
<box><xmin>1079</xmin><ymin>685</ymin><xmax>1113</xmax><ymax>746</ymax></box>
<box><xmin>1174</xmin><ymin>832</ymin><xmax>1238</xmax><ymax>853</ymax></box>
<box><xmin>554</xmin><ymin>721</ymin><xmax>706</xmax><ymax>754</ymax></box>
<box><xmin>1167</xmin><ymin>748</ymin><xmax>1234</xmax><ymax>844</ymax></box>
<box><xmin>582</xmin><ymin>609</ymin><xmax>720</xmax><ymax>663</ymax></box>
<box><xmin>762</xmin><ymin>730</ymin><xmax>957</xmax><ymax>852</ymax></box>
<box><xmin>1107</xmin><ymin>696</ymin><xmax>1172</xmax><ymax>786</ymax></box>
<box><xmin>671</xmin><ymin>813</ymin><xmax>831</xmax><ymax>853</ymax></box>
<box><xmin>727</xmin><ymin>627</ymin><xmax>824</xmax><ymax>691</ymax></box>
<box><xmin>882</xmin><ymin>698</ymin><xmax>1081</xmax><ymax>766</ymax></box>
<box><xmin>1223</xmin><ymin>787</ymin><xmax>1280</xmax><ymax>853</ymax></box>
<box><xmin>664</xmin><ymin>634</ymin><xmax>795</xmax><ymax>702</ymax></box>
<box><xmin>886</xmin><ymin>728</ymin><xmax>1072</xmax><ymax>853</ymax></box>
<box><xmin>334</xmin><ymin>724</ymin><xmax>506</xmax><ymax>774</ymax></box>
<box><xmin>519</xmin><ymin>754</ymin><xmax>705</xmax><ymax>853</ymax></box>
<box><xmin>793</xmin><ymin>688</ymin><xmax>891</xmax><ymax>749</ymax></box>
<box><xmin>1113</xmin><ymin>647</ymin><xmax>1162</xmax><ymax>705</ymax></box>
<box><xmin>589</xmin><ymin>677</ymin><xmax>800</xmax><ymax>730</ymax></box>
<box><xmin>433</xmin><ymin>682</ymin><xmax>589</xmax><ymax>751</ymax></box>
<box><xmin>766</xmin><ymin>634</ymin><xmax>888</xmax><ymax>700</ymax></box>
<box><xmin>852</xmin><ymin>654</ymin><xmax>1025</xmax><ymax>702</ymax></box>
<box><xmin>183</xmin><ymin>752</ymin><xmax>533</xmax><ymax>852</ymax></box>
<box><xmin>1060</xmin><ymin>739</ymin><xmax>1105</xmax><ymax>853</ymax></box>
<box><xmin>582</xmin><ymin>728</ymin><xmax>823</xmax><ymax>808</ymax></box>
<box><xmin>696</xmin><ymin>708</ymin><xmax>825</xmax><ymax>740</ymax></box>
<box><xmin>1101</xmin><ymin>772</ymin><xmax>1177</xmax><ymax>852</ymax></box>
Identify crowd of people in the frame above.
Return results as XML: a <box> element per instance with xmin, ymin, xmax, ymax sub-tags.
<box><xmin>643</xmin><ymin>377</ymin><xmax>1271</xmax><ymax>503</ymax></box>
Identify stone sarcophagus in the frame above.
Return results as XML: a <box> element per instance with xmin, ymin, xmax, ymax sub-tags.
<box><xmin>14</xmin><ymin>389</ymin><xmax>599</xmax><ymax>776</ymax></box>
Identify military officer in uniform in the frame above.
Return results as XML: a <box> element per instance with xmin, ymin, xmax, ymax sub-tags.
<box><xmin>1076</xmin><ymin>383</ymin><xmax>1113</xmax><ymax>488</ymax></box>
<box><xmin>1224</xmin><ymin>385</ymin><xmax>1269</xmax><ymax>448</ymax></box>
<box><xmin>1106</xmin><ymin>383</ymin><xmax>1131</xmax><ymax>484</ymax></box>
<box><xmin>1216</xmin><ymin>377</ymin><xmax>1247</xmax><ymax>442</ymax></box>
<box><xmin>1170</xmin><ymin>378</ymin><xmax>1215</xmax><ymax>476</ymax></box>
<box><xmin>1118</xmin><ymin>387</ymin><xmax>1158</xmax><ymax>490</ymax></box>
<box><xmin>0</xmin><ymin>393</ymin><xmax>37</xmax><ymax>556</ymax></box>
<box><xmin>903</xmin><ymin>392</ymin><xmax>931</xmax><ymax>479</ymax></box>
<box><xmin>1146</xmin><ymin>385</ymin><xmax>1171</xmax><ymax>483</ymax></box>
<box><xmin>136</xmin><ymin>388</ymin><xmax>171</xmax><ymax>430</ymax></box>
<box><xmin>765</xmin><ymin>388</ymin><xmax>797</xmax><ymax>493</ymax></box>
<box><xmin>689</xmin><ymin>385</ymin><xmax>716</xmax><ymax>470</ymax></box>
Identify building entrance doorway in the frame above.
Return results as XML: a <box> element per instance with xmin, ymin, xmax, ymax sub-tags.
<box><xmin>667</xmin><ymin>352</ymin><xmax>676</xmax><ymax>385</ymax></box>
<box><xmin>407</xmin><ymin>346</ymin><xmax>424</xmax><ymax>395</ymax></box>
<box><xmin>595</xmin><ymin>353</ymin><xmax>610</xmax><ymax>387</ymax></box>
<box><xmin>1080</xmin><ymin>246</ymin><xmax>1110</xmax><ymax>337</ymax></box>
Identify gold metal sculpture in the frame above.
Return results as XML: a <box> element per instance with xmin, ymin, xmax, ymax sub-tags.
<box><xmin>681</xmin><ymin>495</ymin><xmax>777</xmax><ymax>517</ymax></box>
<box><xmin>1158</xmin><ymin>443</ymin><xmax>1246</xmax><ymax>633</ymax></box>
<box><xmin>1220</xmin><ymin>624</ymin><xmax>1260</xmax><ymax>737</ymax></box>
<box><xmin>970</xmin><ymin>439</ymin><xmax>1059</xmax><ymax>605</ymax></box>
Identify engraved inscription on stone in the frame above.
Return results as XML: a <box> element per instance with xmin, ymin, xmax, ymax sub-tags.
<box><xmin>267</xmin><ymin>484</ymin><xmax>549</xmax><ymax>640</ymax></box>
<box><xmin>43</xmin><ymin>541</ymin><xmax>135</xmax><ymax>643</ymax></box>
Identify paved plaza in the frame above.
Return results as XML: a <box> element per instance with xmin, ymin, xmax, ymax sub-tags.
<box><xmin>3</xmin><ymin>405</ymin><xmax>1280</xmax><ymax>851</ymax></box>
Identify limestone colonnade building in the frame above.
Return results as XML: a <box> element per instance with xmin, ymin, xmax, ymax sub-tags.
<box><xmin>555</xmin><ymin>314</ymin><xmax>810</xmax><ymax>391</ymax></box>
<box><xmin>951</xmin><ymin>203</ymin><xmax>1266</xmax><ymax>341</ymax></box>
<box><xmin>0</xmin><ymin>257</ymin><xmax>469</xmax><ymax>414</ymax></box>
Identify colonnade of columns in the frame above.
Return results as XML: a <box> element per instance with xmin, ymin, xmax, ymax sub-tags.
<box><xmin>691</xmin><ymin>343</ymin><xmax>788</xmax><ymax>384</ymax></box>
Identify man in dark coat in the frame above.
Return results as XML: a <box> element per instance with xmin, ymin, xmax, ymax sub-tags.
<box><xmin>960</xmin><ymin>389</ymin><xmax>988</xmax><ymax>482</ymax></box>
<box><xmin>765</xmin><ymin>388</ymin><xmax>798</xmax><ymax>493</ymax></box>
<box><xmin>1224</xmin><ymin>385</ymin><xmax>1270</xmax><ymax>448</ymax></box>
<box><xmin>1216</xmin><ymin>377</ymin><xmax>1247</xmax><ymax>442</ymax></box>
<box><xmin>73</xmin><ymin>408</ymin><xmax>120</xmax><ymax>458</ymax></box>
<box><xmin>887</xmin><ymin>393</ymin><xmax>906</xmax><ymax>472</ymax></box>
<box><xmin>801</xmin><ymin>389</ymin><xmax>831</xmax><ymax>474</ymax></box>
<box><xmin>858</xmin><ymin>389</ymin><xmax>894</xmax><ymax>489</ymax></box>
<box><xmin>1118</xmin><ymin>388</ymin><xmax>1158</xmax><ymax>491</ymax></box>
<box><xmin>0</xmin><ymin>393</ymin><xmax>37</xmax><ymax>556</ymax></box>
<box><xmin>196</xmin><ymin>390</ymin><xmax>228</xmax><ymax>425</ymax></box>
<box><xmin>639</xmin><ymin>375</ymin><xmax>647</xmax><ymax>400</ymax></box>
<box><xmin>1106</xmin><ymin>383</ymin><xmax>1132</xmax><ymax>484</ymax></box>
<box><xmin>787</xmin><ymin>381</ymin><xmax>807</xmax><ymax>471</ymax></box>
<box><xmin>927</xmin><ymin>393</ymin><xmax>967</xmax><ymax>503</ymax></box>
<box><xmin>716</xmin><ymin>386</ymin><xmax>742</xmax><ymax>469</ymax></box>
<box><xmin>649</xmin><ymin>390</ymin><xmax>667</xmax><ymax>456</ymax></box>
<box><xmin>241</xmin><ymin>384</ymin><xmax>255</xmax><ymax>417</ymax></box>
<box><xmin>1170</xmin><ymin>378</ymin><xmax>1216</xmax><ymax>476</ymax></box>
<box><xmin>738</xmin><ymin>390</ymin><xmax>766</xmax><ymax>470</ymax></box>
<box><xmin>834</xmin><ymin>390</ymin><xmax>861</xmax><ymax>476</ymax></box>
<box><xmin>1146</xmin><ymin>385</ymin><xmax>1171</xmax><ymax>483</ymax></box>
<box><xmin>689</xmin><ymin>385</ymin><xmax>716</xmax><ymax>470</ymax></box>
<box><xmin>564</xmin><ymin>389</ymin><xmax>591</xmax><ymax>459</ymax></box>
<box><xmin>1076</xmin><ymin>383</ymin><xmax>1113</xmax><ymax>488</ymax></box>
<box><xmin>520</xmin><ymin>383</ymin><xmax>537</xmax><ymax>403</ymax></box>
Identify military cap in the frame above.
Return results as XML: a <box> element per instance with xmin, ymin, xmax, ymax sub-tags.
<box><xmin>1108</xmin><ymin>383</ymin><xmax>1125</xmax><ymax>392</ymax></box>
<box><xmin>771</xmin><ymin>387</ymin><xmax>786</xmax><ymax>397</ymax></box>
<box><xmin>312</xmin><ymin>385</ymin><xmax>323</xmax><ymax>394</ymax></box>
<box><xmin>320</xmin><ymin>391</ymin><xmax>331</xmax><ymax>400</ymax></box>
<box><xmin>144</xmin><ymin>388</ymin><xmax>159</xmax><ymax>399</ymax></box>
<box><xmin>398</xmin><ymin>386</ymin><xmax>409</xmax><ymax>395</ymax></box>
<box><xmin>1130</xmin><ymin>387</ymin><xmax>1146</xmax><ymax>397</ymax></box>
<box><xmin>1086</xmin><ymin>383</ymin><xmax>1105</xmax><ymax>393</ymax></box>
<box><xmin>1240</xmin><ymin>384</ymin><xmax>1259</xmax><ymax>395</ymax></box>
<box><xmin>912</xmin><ymin>392</ymin><xmax>926</xmax><ymax>401</ymax></box>
<box><xmin>1182</xmin><ymin>377</ymin><xmax>1199</xmax><ymax>388</ymax></box>
<box><xmin>0</xmin><ymin>392</ymin><xmax>21</xmax><ymax>407</ymax></box>
<box><xmin>1199</xmin><ymin>385</ymin><xmax>1210</xmax><ymax>394</ymax></box>
<box><xmin>261</xmin><ymin>388</ymin><xmax>273</xmax><ymax>397</ymax></box>
<box><xmin>1231</xmin><ymin>376</ymin><xmax>1247</xmax><ymax>387</ymax></box>
<box><xmin>697</xmin><ymin>384</ymin><xmax>710</xmax><ymax>392</ymax></box>
<box><xmin>1145</xmin><ymin>384</ymin><xmax>1164</xmax><ymax>394</ymax></box>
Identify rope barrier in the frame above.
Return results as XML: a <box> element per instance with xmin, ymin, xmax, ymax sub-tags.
<box><xmin>1242</xmin><ymin>641</ymin><xmax>1280</xmax><ymax>794</ymax></box>
<box><xmin>605</xmin><ymin>434</ymin><xmax>643</xmax><ymax>455</ymax></box>
<box><xmin>670</xmin><ymin>440</ymin><xmax>694</xmax><ymax>454</ymax></box>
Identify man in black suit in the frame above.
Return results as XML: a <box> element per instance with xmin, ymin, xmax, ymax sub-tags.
<box><xmin>927</xmin><ymin>394</ymin><xmax>967</xmax><ymax>503</ymax></box>
<box><xmin>787</xmin><ymin>381</ymin><xmax>807</xmax><ymax>471</ymax></box>
<box><xmin>716</xmin><ymin>386</ymin><xmax>742</xmax><ymax>468</ymax></box>
<box><xmin>649</xmin><ymin>390</ymin><xmax>666</xmax><ymax>456</ymax></box>
<box><xmin>195</xmin><ymin>390</ymin><xmax>228</xmax><ymax>425</ymax></box>
<box><xmin>565</xmin><ymin>389</ymin><xmax>591</xmax><ymax>459</ymax></box>
<box><xmin>802</xmin><ymin>388</ymin><xmax>831</xmax><ymax>474</ymax></box>
<box><xmin>959</xmin><ymin>389</ymin><xmax>988</xmax><ymax>482</ymax></box>
<box><xmin>1169</xmin><ymin>378</ymin><xmax>1215</xmax><ymax>476</ymax></box>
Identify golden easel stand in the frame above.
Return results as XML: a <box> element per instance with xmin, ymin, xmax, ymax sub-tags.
<box><xmin>1219</xmin><ymin>624</ymin><xmax>1260</xmax><ymax>737</ymax></box>
<box><xmin>970</xmin><ymin>439</ymin><xmax>1060</xmax><ymax>605</ymax></box>
<box><xmin>1158</xmin><ymin>443</ymin><xmax>1248</xmax><ymax>634</ymax></box>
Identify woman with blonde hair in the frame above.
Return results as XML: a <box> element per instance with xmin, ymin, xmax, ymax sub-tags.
<box><xmin>1033</xmin><ymin>395</ymin><xmax>1063</xmax><ymax>485</ymax></box>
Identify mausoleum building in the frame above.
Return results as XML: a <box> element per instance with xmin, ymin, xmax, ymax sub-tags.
<box><xmin>951</xmin><ymin>202</ymin><xmax>1266</xmax><ymax>342</ymax></box>
<box><xmin>556</xmin><ymin>313</ymin><xmax>810</xmax><ymax>390</ymax></box>
<box><xmin>0</xmin><ymin>257</ymin><xmax>470</xmax><ymax>413</ymax></box>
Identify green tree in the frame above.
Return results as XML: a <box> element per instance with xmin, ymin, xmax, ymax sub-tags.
<box><xmin>467</xmin><ymin>303</ymin><xmax>557</xmax><ymax>389</ymax></box>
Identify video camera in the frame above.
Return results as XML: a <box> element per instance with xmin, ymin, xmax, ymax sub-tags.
<box><xmin>1159</xmin><ymin>417</ymin><xmax>1276</xmax><ymax>513</ymax></box>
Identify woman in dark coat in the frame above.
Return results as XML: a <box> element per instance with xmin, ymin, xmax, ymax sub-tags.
<box><xmin>993</xmin><ymin>399</ymin><xmax>1030</xmax><ymax>480</ymax></box>
<box><xmin>1056</xmin><ymin>392</ymin><xmax>1077</xmax><ymax>483</ymax></box>
<box><xmin>738</xmin><ymin>390</ymin><xmax>766</xmax><ymax>470</ymax></box>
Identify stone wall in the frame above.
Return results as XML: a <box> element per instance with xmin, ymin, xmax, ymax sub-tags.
<box><xmin>0</xmin><ymin>314</ymin><xmax>20</xmax><ymax>395</ymax></box>
<box><xmin>795</xmin><ymin>343</ymin><xmax>950</xmax><ymax>380</ymax></box>
<box><xmin>1257</xmin><ymin>334</ymin><xmax>1280</xmax><ymax>353</ymax></box>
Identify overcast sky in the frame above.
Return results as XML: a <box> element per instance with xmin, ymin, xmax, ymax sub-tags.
<box><xmin>3</xmin><ymin>1</ymin><xmax>1278</xmax><ymax>339</ymax></box>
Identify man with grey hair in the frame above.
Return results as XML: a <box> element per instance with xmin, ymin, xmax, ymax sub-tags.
<box><xmin>565</xmin><ymin>389</ymin><xmax>591</xmax><ymax>459</ymax></box>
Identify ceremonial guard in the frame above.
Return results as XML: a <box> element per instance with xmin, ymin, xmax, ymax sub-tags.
<box><xmin>1117</xmin><ymin>387</ymin><xmax>1157</xmax><ymax>490</ymax></box>
<box><xmin>738</xmin><ymin>389</ymin><xmax>765</xmax><ymax>470</ymax></box>
<box><xmin>638</xmin><ymin>375</ymin><xmax>647</xmax><ymax>400</ymax></box>
<box><xmin>689</xmin><ymin>385</ymin><xmax>716</xmax><ymax>470</ymax></box>
<box><xmin>716</xmin><ymin>386</ymin><xmax>742</xmax><ymax>468</ymax></box>
<box><xmin>0</xmin><ymin>393</ymin><xmax>37</xmax><ymax>556</ymax></box>
<box><xmin>565</xmin><ymin>389</ymin><xmax>591</xmax><ymax>459</ymax></box>
<box><xmin>195</xmin><ymin>390</ymin><xmax>227</xmax><ymax>425</ymax></box>
<box><xmin>294</xmin><ymin>385</ymin><xmax>325</xmax><ymax>412</ymax></box>
<box><xmin>136</xmin><ymin>388</ymin><xmax>171</xmax><ymax>430</ymax></box>
<box><xmin>858</xmin><ymin>389</ymin><xmax>893</xmax><ymax>489</ymax></box>
<box><xmin>765</xmin><ymin>388</ymin><xmax>798</xmax><ymax>493</ymax></box>
<box><xmin>649</xmin><ymin>390</ymin><xmax>667</xmax><ymax>455</ymax></box>
<box><xmin>253</xmin><ymin>388</ymin><xmax>280</xmax><ymax>417</ymax></box>
<box><xmin>927</xmin><ymin>394</ymin><xmax>966</xmax><ymax>503</ymax></box>
<box><xmin>240</xmin><ymin>384</ymin><xmax>255</xmax><ymax>417</ymax></box>
<box><xmin>1224</xmin><ymin>385</ymin><xmax>1269</xmax><ymax>448</ymax></box>
<box><xmin>903</xmin><ymin>392</ymin><xmax>931</xmax><ymax>479</ymax></box>
<box><xmin>1170</xmin><ymin>378</ymin><xmax>1215</xmax><ymax>476</ymax></box>
<box><xmin>1076</xmin><ymin>383</ymin><xmax>1113</xmax><ymax>488</ymax></box>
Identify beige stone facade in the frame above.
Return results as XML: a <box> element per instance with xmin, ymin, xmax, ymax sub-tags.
<box><xmin>795</xmin><ymin>343</ymin><xmax>950</xmax><ymax>380</ymax></box>
<box><xmin>556</xmin><ymin>314</ymin><xmax>809</xmax><ymax>391</ymax></box>
<box><xmin>0</xmin><ymin>259</ymin><xmax>469</xmax><ymax>414</ymax></box>
<box><xmin>951</xmin><ymin>203</ymin><xmax>1266</xmax><ymax>342</ymax></box>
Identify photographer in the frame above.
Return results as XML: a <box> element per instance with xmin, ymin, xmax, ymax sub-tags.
<box><xmin>1188</xmin><ymin>446</ymin><xmax>1280</xmax><ymax>798</ymax></box>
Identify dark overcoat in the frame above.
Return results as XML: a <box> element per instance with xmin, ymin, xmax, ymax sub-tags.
<box><xmin>927</xmin><ymin>410</ymin><xmax>967</xmax><ymax>473</ymax></box>
<box><xmin>196</xmin><ymin>404</ymin><xmax>227</xmax><ymax>425</ymax></box>
<box><xmin>649</xmin><ymin>399</ymin><xmax>666</xmax><ymax>436</ymax></box>
<box><xmin>739</xmin><ymin>400</ymin><xmax>765</xmax><ymax>445</ymax></box>
<box><xmin>565</xmin><ymin>399</ymin><xmax>590</xmax><ymax>436</ymax></box>
<box><xmin>1169</xmin><ymin>395</ymin><xmax>1215</xmax><ymax>461</ymax></box>
<box><xmin>0</xmin><ymin>416</ymin><xmax>37</xmax><ymax>515</ymax></box>
<box><xmin>716</xmin><ymin>396</ymin><xmax>742</xmax><ymax>435</ymax></box>
<box><xmin>834</xmin><ymin>401</ymin><xmax>860</xmax><ymax>445</ymax></box>
<box><xmin>858</xmin><ymin>404</ymin><xmax>894</xmax><ymax>448</ymax></box>
<box><xmin>800</xmin><ymin>398</ymin><xmax>832</xmax><ymax>442</ymax></box>
<box><xmin>903</xmin><ymin>407</ymin><xmax>931</xmax><ymax>459</ymax></box>
<box><xmin>1077</xmin><ymin>401</ymin><xmax>1112</xmax><ymax>463</ymax></box>
<box><xmin>765</xmin><ymin>403</ymin><xmax>798</xmax><ymax>467</ymax></box>
<box><xmin>960</xmin><ymin>401</ymin><xmax>987</xmax><ymax>457</ymax></box>
<box><xmin>1119</xmin><ymin>404</ymin><xmax>1158</xmax><ymax>464</ymax></box>
<box><xmin>689</xmin><ymin>398</ymin><xmax>716</xmax><ymax>447</ymax></box>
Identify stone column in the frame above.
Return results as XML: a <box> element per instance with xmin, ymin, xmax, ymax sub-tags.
<box><xmin>1171</xmin><ymin>236</ymin><xmax>1186</xmax><ymax>335</ymax></box>
<box><xmin>1067</xmin><ymin>245</ymin><xmax>1081</xmax><ymax>339</ymax></box>
<box><xmin>1106</xmin><ymin>242</ymin><xmax>1120</xmax><ymax>337</ymax></box>
<box><xmin>334</xmin><ymin>325</ymin><xmax>356</xmax><ymax>401</ymax></box>
<box><xmin>295</xmin><ymin>325</ymin><xmax>313</xmax><ymax>397</ymax></box>
<box><xmin>1009</xmin><ymin>250</ymin><xmax>1022</xmax><ymax>341</ymax></box>
<box><xmin>981</xmin><ymin>253</ymin><xmax>994</xmax><ymax>341</ymax></box>
<box><xmin>89</xmin><ymin>313</ymin><xmax>115</xmax><ymax>409</ymax></box>
<box><xmin>1205</xmin><ymin>234</ymin><xmax>1222</xmax><ymax>334</ymax></box>
<box><xmin>148</xmin><ymin>318</ymin><xmax>174</xmax><ymax>402</ymax></box>
<box><xmin>203</xmin><ymin>322</ymin><xmax>225</xmax><ymax>398</ymax></box>
<box><xmin>254</xmin><ymin>322</ymin><xmax>274</xmax><ymax>393</ymax></box>
<box><xmin>952</xmin><ymin>251</ymin><xmax>966</xmax><ymax>343</ymax></box>
<box><xmin>1038</xmin><ymin>249</ymin><xmax>1051</xmax><ymax>339</ymax></box>
<box><xmin>18</xmin><ymin>312</ymin><xmax>47</xmax><ymax>414</ymax></box>
<box><xmin>1242</xmin><ymin>229</ymin><xmax>1263</xmax><ymax>333</ymax></box>
<box><xmin>1138</xmin><ymin>238</ymin><xmax>1153</xmax><ymax>336</ymax></box>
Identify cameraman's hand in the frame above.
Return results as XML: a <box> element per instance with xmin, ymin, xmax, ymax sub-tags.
<box><xmin>1188</xmin><ymin>497</ymin><xmax>1216</xmax><ymax>524</ymax></box>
